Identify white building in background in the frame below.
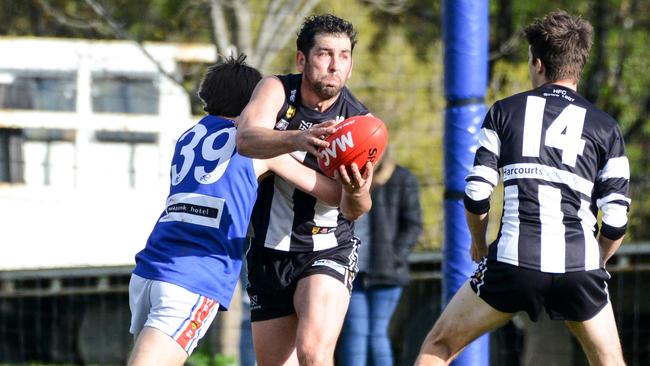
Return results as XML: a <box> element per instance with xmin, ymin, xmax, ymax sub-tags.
<box><xmin>0</xmin><ymin>37</ymin><xmax>215</xmax><ymax>274</ymax></box>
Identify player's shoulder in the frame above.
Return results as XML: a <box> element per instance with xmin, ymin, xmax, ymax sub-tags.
<box><xmin>339</xmin><ymin>86</ymin><xmax>370</xmax><ymax>115</ymax></box>
<box><xmin>275</xmin><ymin>73</ymin><xmax>300</xmax><ymax>90</ymax></box>
<box><xmin>562</xmin><ymin>88</ymin><xmax>621</xmax><ymax>131</ymax></box>
<box><xmin>579</xmin><ymin>98</ymin><xmax>619</xmax><ymax>128</ymax></box>
<box><xmin>178</xmin><ymin>115</ymin><xmax>235</xmax><ymax>139</ymax></box>
<box><xmin>491</xmin><ymin>88</ymin><xmax>535</xmax><ymax>111</ymax></box>
<box><xmin>276</xmin><ymin>73</ymin><xmax>299</xmax><ymax>81</ymax></box>
<box><xmin>199</xmin><ymin>114</ymin><xmax>234</xmax><ymax>128</ymax></box>
<box><xmin>254</xmin><ymin>75</ymin><xmax>284</xmax><ymax>93</ymax></box>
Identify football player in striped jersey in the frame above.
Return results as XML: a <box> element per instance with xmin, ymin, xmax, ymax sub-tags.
<box><xmin>417</xmin><ymin>11</ymin><xmax>629</xmax><ymax>366</ymax></box>
<box><xmin>236</xmin><ymin>14</ymin><xmax>373</xmax><ymax>366</ymax></box>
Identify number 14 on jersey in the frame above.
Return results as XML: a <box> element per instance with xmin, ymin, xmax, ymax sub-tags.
<box><xmin>522</xmin><ymin>95</ymin><xmax>586</xmax><ymax>167</ymax></box>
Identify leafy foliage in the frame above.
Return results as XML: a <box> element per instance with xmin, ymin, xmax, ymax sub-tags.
<box><xmin>2</xmin><ymin>0</ymin><xmax>650</xmax><ymax>247</ymax></box>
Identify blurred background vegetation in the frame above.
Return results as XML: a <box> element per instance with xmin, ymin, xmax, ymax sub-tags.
<box><xmin>2</xmin><ymin>0</ymin><xmax>648</xmax><ymax>251</ymax></box>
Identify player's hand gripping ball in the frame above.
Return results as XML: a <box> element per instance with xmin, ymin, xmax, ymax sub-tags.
<box><xmin>317</xmin><ymin>115</ymin><xmax>388</xmax><ymax>178</ymax></box>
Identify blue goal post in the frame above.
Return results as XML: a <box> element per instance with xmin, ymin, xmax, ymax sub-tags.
<box><xmin>442</xmin><ymin>0</ymin><xmax>490</xmax><ymax>364</ymax></box>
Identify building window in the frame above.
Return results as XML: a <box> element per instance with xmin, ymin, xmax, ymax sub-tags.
<box><xmin>0</xmin><ymin>72</ymin><xmax>76</xmax><ymax>111</ymax></box>
<box><xmin>91</xmin><ymin>75</ymin><xmax>159</xmax><ymax>114</ymax></box>
<box><xmin>0</xmin><ymin>128</ymin><xmax>24</xmax><ymax>183</ymax></box>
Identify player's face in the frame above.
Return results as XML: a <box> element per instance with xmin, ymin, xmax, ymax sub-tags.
<box><xmin>297</xmin><ymin>34</ymin><xmax>353</xmax><ymax>100</ymax></box>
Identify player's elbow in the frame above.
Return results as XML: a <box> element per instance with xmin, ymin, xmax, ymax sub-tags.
<box><xmin>236</xmin><ymin>130</ymin><xmax>255</xmax><ymax>157</ymax></box>
<box><xmin>600</xmin><ymin>223</ymin><xmax>627</xmax><ymax>241</ymax></box>
<box><xmin>600</xmin><ymin>203</ymin><xmax>629</xmax><ymax>240</ymax></box>
<box><xmin>464</xmin><ymin>180</ymin><xmax>493</xmax><ymax>215</ymax></box>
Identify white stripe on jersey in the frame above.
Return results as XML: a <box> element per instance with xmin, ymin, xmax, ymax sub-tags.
<box><xmin>596</xmin><ymin>193</ymin><xmax>632</xmax><ymax>208</ymax></box>
<box><xmin>467</xmin><ymin>165</ymin><xmax>499</xmax><ymax>186</ymax></box>
<box><xmin>578</xmin><ymin>199</ymin><xmax>600</xmax><ymax>270</ymax></box>
<box><xmin>289</xmin><ymin>151</ymin><xmax>308</xmax><ymax>163</ymax></box>
<box><xmin>313</xmin><ymin>200</ymin><xmax>339</xmax><ymax>227</ymax></box>
<box><xmin>465</xmin><ymin>180</ymin><xmax>493</xmax><ymax>201</ymax></box>
<box><xmin>601</xmin><ymin>203</ymin><xmax>629</xmax><ymax>228</ymax></box>
<box><xmin>312</xmin><ymin>200</ymin><xmax>339</xmax><ymax>251</ymax></box>
<box><xmin>539</xmin><ymin>185</ymin><xmax>565</xmax><ymax>273</ymax></box>
<box><xmin>521</xmin><ymin>96</ymin><xmax>546</xmax><ymax>157</ymax></box>
<box><xmin>265</xmin><ymin>178</ymin><xmax>294</xmax><ymax>251</ymax></box>
<box><xmin>262</xmin><ymin>177</ymin><xmax>343</xmax><ymax>251</ymax></box>
<box><xmin>478</xmin><ymin>128</ymin><xmax>501</xmax><ymax>156</ymax></box>
<box><xmin>496</xmin><ymin>185</ymin><xmax>520</xmax><ymax>266</ymax></box>
<box><xmin>598</xmin><ymin>156</ymin><xmax>630</xmax><ymax>180</ymax></box>
<box><xmin>502</xmin><ymin>163</ymin><xmax>594</xmax><ymax>196</ymax></box>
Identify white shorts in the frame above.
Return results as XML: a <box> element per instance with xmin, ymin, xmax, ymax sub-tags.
<box><xmin>128</xmin><ymin>274</ymin><xmax>219</xmax><ymax>355</ymax></box>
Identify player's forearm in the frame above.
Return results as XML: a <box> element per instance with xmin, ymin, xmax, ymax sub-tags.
<box><xmin>465</xmin><ymin>210</ymin><xmax>489</xmax><ymax>246</ymax></box>
<box><xmin>310</xmin><ymin>176</ymin><xmax>342</xmax><ymax>207</ymax></box>
<box><xmin>599</xmin><ymin>235</ymin><xmax>624</xmax><ymax>264</ymax></box>
<box><xmin>340</xmin><ymin>190</ymin><xmax>371</xmax><ymax>221</ymax></box>
<box><xmin>237</xmin><ymin>127</ymin><xmax>301</xmax><ymax>158</ymax></box>
<box><xmin>267</xmin><ymin>154</ymin><xmax>342</xmax><ymax>207</ymax></box>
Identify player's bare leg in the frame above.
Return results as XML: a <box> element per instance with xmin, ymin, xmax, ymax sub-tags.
<box><xmin>415</xmin><ymin>282</ymin><xmax>513</xmax><ymax>366</ymax></box>
<box><xmin>252</xmin><ymin>314</ymin><xmax>299</xmax><ymax>366</ymax></box>
<box><xmin>128</xmin><ymin>326</ymin><xmax>188</xmax><ymax>366</ymax></box>
<box><xmin>294</xmin><ymin>274</ymin><xmax>351</xmax><ymax>366</ymax></box>
<box><xmin>564</xmin><ymin>301</ymin><xmax>626</xmax><ymax>366</ymax></box>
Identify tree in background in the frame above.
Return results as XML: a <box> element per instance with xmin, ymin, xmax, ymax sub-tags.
<box><xmin>2</xmin><ymin>0</ymin><xmax>649</xmax><ymax>248</ymax></box>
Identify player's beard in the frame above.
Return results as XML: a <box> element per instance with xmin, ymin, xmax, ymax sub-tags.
<box><xmin>306</xmin><ymin>73</ymin><xmax>343</xmax><ymax>100</ymax></box>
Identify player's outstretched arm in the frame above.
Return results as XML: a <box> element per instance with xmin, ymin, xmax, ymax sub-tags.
<box><xmin>336</xmin><ymin>162</ymin><xmax>373</xmax><ymax>220</ymax></box>
<box><xmin>237</xmin><ymin>76</ymin><xmax>337</xmax><ymax>158</ymax></box>
<box><xmin>258</xmin><ymin>154</ymin><xmax>342</xmax><ymax>207</ymax></box>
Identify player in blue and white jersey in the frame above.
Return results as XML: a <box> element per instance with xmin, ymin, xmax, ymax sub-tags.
<box><xmin>417</xmin><ymin>11</ymin><xmax>630</xmax><ymax>366</ymax></box>
<box><xmin>127</xmin><ymin>55</ymin><xmax>367</xmax><ymax>366</ymax></box>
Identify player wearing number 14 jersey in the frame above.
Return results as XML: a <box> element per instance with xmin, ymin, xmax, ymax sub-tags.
<box><xmin>467</xmin><ymin>82</ymin><xmax>629</xmax><ymax>272</ymax></box>
<box><xmin>417</xmin><ymin>11</ymin><xmax>629</xmax><ymax>366</ymax></box>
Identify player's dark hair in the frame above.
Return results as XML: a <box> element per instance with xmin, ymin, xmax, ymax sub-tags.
<box><xmin>296</xmin><ymin>13</ymin><xmax>357</xmax><ymax>55</ymax></box>
<box><xmin>524</xmin><ymin>10</ymin><xmax>593</xmax><ymax>83</ymax></box>
<box><xmin>197</xmin><ymin>54</ymin><xmax>262</xmax><ymax>117</ymax></box>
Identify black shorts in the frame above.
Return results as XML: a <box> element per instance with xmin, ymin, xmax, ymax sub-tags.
<box><xmin>246</xmin><ymin>238</ymin><xmax>359</xmax><ymax>322</ymax></box>
<box><xmin>469</xmin><ymin>259</ymin><xmax>610</xmax><ymax>322</ymax></box>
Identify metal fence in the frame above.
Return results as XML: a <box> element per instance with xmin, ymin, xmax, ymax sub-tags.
<box><xmin>1</xmin><ymin>244</ymin><xmax>649</xmax><ymax>365</ymax></box>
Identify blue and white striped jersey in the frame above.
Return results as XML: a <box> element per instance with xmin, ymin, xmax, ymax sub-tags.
<box><xmin>465</xmin><ymin>84</ymin><xmax>630</xmax><ymax>273</ymax></box>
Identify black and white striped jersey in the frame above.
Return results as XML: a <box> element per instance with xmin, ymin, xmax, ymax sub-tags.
<box><xmin>465</xmin><ymin>83</ymin><xmax>630</xmax><ymax>273</ymax></box>
<box><xmin>250</xmin><ymin>73</ymin><xmax>369</xmax><ymax>252</ymax></box>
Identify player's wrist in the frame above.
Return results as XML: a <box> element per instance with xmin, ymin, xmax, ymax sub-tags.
<box><xmin>287</xmin><ymin>130</ymin><xmax>303</xmax><ymax>151</ymax></box>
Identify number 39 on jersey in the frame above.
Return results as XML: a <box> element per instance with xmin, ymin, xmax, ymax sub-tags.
<box><xmin>171</xmin><ymin>125</ymin><xmax>236</xmax><ymax>186</ymax></box>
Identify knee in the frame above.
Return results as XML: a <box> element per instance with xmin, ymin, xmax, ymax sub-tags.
<box><xmin>297</xmin><ymin>343</ymin><xmax>330</xmax><ymax>366</ymax></box>
<box><xmin>420</xmin><ymin>327</ymin><xmax>455</xmax><ymax>361</ymax></box>
<box><xmin>297</xmin><ymin>334</ymin><xmax>334</xmax><ymax>366</ymax></box>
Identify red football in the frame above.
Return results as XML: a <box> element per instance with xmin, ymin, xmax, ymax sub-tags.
<box><xmin>317</xmin><ymin>115</ymin><xmax>388</xmax><ymax>178</ymax></box>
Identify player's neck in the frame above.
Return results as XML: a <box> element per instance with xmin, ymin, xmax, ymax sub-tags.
<box><xmin>544</xmin><ymin>79</ymin><xmax>578</xmax><ymax>91</ymax></box>
<box><xmin>300</xmin><ymin>83</ymin><xmax>340</xmax><ymax>112</ymax></box>
<box><xmin>216</xmin><ymin>114</ymin><xmax>237</xmax><ymax>124</ymax></box>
